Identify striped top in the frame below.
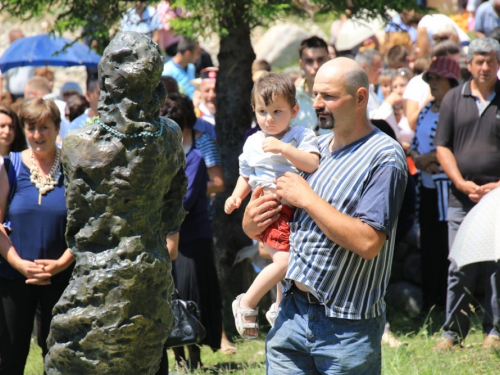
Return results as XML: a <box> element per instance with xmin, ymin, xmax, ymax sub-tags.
<box><xmin>194</xmin><ymin>132</ymin><xmax>221</xmax><ymax>169</ymax></box>
<box><xmin>285</xmin><ymin>128</ymin><xmax>408</xmax><ymax>320</ymax></box>
<box><xmin>411</xmin><ymin>102</ymin><xmax>451</xmax><ymax>221</ymax></box>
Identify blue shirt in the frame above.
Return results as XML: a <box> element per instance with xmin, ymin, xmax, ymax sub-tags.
<box><xmin>385</xmin><ymin>13</ymin><xmax>418</xmax><ymax>42</ymax></box>
<box><xmin>285</xmin><ymin>128</ymin><xmax>407</xmax><ymax>319</ymax></box>
<box><xmin>194</xmin><ymin>132</ymin><xmax>221</xmax><ymax>168</ymax></box>
<box><xmin>475</xmin><ymin>2</ymin><xmax>500</xmax><ymax>36</ymax></box>
<box><xmin>0</xmin><ymin>155</ymin><xmax>72</xmax><ymax>282</ymax></box>
<box><xmin>162</xmin><ymin>60</ymin><xmax>196</xmax><ymax>99</ymax></box>
<box><xmin>180</xmin><ymin>149</ymin><xmax>211</xmax><ymax>243</ymax></box>
<box><xmin>120</xmin><ymin>6</ymin><xmax>162</xmax><ymax>39</ymax></box>
<box><xmin>194</xmin><ymin>117</ymin><xmax>216</xmax><ymax>140</ymax></box>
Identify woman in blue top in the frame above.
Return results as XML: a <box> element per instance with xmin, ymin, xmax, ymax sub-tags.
<box><xmin>409</xmin><ymin>56</ymin><xmax>459</xmax><ymax>311</ymax></box>
<box><xmin>161</xmin><ymin>93</ymin><xmax>222</xmax><ymax>371</ymax></box>
<box><xmin>0</xmin><ymin>98</ymin><xmax>75</xmax><ymax>374</ymax></box>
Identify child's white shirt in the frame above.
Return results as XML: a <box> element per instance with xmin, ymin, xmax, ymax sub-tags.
<box><xmin>239</xmin><ymin>127</ymin><xmax>319</xmax><ymax>190</ymax></box>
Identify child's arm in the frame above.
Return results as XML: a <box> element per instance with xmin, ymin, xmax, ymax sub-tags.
<box><xmin>262</xmin><ymin>137</ymin><xmax>319</xmax><ymax>173</ymax></box>
<box><xmin>224</xmin><ymin>176</ymin><xmax>252</xmax><ymax>214</ymax></box>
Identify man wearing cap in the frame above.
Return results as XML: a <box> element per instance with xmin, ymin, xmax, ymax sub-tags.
<box><xmin>434</xmin><ymin>37</ymin><xmax>500</xmax><ymax>350</ymax></box>
<box><xmin>198</xmin><ymin>67</ymin><xmax>218</xmax><ymax>125</ymax></box>
<box><xmin>162</xmin><ymin>37</ymin><xmax>201</xmax><ymax>99</ymax></box>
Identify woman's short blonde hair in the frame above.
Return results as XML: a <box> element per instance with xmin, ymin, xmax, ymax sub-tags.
<box><xmin>18</xmin><ymin>98</ymin><xmax>61</xmax><ymax>131</ymax></box>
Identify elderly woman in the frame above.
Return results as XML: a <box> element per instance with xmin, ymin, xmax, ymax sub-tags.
<box><xmin>409</xmin><ymin>56</ymin><xmax>460</xmax><ymax>311</ymax></box>
<box><xmin>0</xmin><ymin>98</ymin><xmax>74</xmax><ymax>373</ymax></box>
<box><xmin>0</xmin><ymin>105</ymin><xmax>28</xmax><ymax>156</ymax></box>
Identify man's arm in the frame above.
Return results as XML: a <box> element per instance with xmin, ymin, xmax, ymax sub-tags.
<box><xmin>275</xmin><ymin>172</ymin><xmax>386</xmax><ymax>260</ymax></box>
<box><xmin>242</xmin><ymin>186</ymin><xmax>281</xmax><ymax>240</ymax></box>
<box><xmin>436</xmin><ymin>145</ymin><xmax>480</xmax><ymax>198</ymax></box>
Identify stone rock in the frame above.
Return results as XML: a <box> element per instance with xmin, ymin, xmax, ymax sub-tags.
<box><xmin>386</xmin><ymin>281</ymin><xmax>423</xmax><ymax>317</ymax></box>
<box><xmin>253</xmin><ymin>24</ymin><xmax>311</xmax><ymax>69</ymax></box>
<box><xmin>45</xmin><ymin>32</ymin><xmax>187</xmax><ymax>375</ymax></box>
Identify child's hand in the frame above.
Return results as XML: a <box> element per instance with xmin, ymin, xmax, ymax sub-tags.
<box><xmin>262</xmin><ymin>137</ymin><xmax>285</xmax><ymax>154</ymax></box>
<box><xmin>225</xmin><ymin>196</ymin><xmax>242</xmax><ymax>214</ymax></box>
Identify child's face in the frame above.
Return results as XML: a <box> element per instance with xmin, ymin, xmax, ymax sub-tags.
<box><xmin>379</xmin><ymin>78</ymin><xmax>391</xmax><ymax>98</ymax></box>
<box><xmin>391</xmin><ymin>76</ymin><xmax>409</xmax><ymax>96</ymax></box>
<box><xmin>253</xmin><ymin>94</ymin><xmax>298</xmax><ymax>136</ymax></box>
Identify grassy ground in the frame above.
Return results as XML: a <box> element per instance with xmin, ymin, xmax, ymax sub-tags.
<box><xmin>25</xmin><ymin>309</ymin><xmax>500</xmax><ymax>374</ymax></box>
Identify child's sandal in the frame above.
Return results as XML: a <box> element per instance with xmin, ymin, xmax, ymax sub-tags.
<box><xmin>232</xmin><ymin>294</ymin><xmax>259</xmax><ymax>339</ymax></box>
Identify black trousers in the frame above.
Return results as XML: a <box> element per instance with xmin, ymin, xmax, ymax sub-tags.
<box><xmin>419</xmin><ymin>186</ymin><xmax>449</xmax><ymax>310</ymax></box>
<box><xmin>0</xmin><ymin>278</ymin><xmax>67</xmax><ymax>375</ymax></box>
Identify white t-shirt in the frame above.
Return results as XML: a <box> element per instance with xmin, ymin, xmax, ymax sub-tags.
<box><xmin>367</xmin><ymin>84</ymin><xmax>399</xmax><ymax>140</ymax></box>
<box><xmin>403</xmin><ymin>74</ymin><xmax>430</xmax><ymax>107</ymax></box>
<box><xmin>398</xmin><ymin>116</ymin><xmax>414</xmax><ymax>145</ymax></box>
<box><xmin>239</xmin><ymin>126</ymin><xmax>319</xmax><ymax>190</ymax></box>
<box><xmin>418</xmin><ymin>14</ymin><xmax>470</xmax><ymax>46</ymax></box>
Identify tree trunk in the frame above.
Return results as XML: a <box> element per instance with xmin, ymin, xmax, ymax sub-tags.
<box><xmin>212</xmin><ymin>0</ymin><xmax>257</xmax><ymax>339</ymax></box>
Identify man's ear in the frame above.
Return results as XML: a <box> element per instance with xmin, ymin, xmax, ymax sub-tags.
<box><xmin>356</xmin><ymin>88</ymin><xmax>368</xmax><ymax>105</ymax></box>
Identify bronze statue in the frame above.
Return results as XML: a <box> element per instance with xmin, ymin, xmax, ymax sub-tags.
<box><xmin>45</xmin><ymin>32</ymin><xmax>186</xmax><ymax>374</ymax></box>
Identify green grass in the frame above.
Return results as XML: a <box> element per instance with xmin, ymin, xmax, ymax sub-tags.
<box><xmin>26</xmin><ymin>309</ymin><xmax>500</xmax><ymax>374</ymax></box>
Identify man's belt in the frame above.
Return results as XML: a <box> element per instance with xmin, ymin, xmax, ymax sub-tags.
<box><xmin>292</xmin><ymin>284</ymin><xmax>321</xmax><ymax>305</ymax></box>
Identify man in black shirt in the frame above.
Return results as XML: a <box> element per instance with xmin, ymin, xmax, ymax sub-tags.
<box><xmin>435</xmin><ymin>37</ymin><xmax>500</xmax><ymax>350</ymax></box>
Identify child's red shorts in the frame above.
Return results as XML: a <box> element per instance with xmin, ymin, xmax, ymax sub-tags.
<box><xmin>259</xmin><ymin>205</ymin><xmax>295</xmax><ymax>252</ymax></box>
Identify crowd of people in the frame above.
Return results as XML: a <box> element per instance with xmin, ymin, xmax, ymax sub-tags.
<box><xmin>1</xmin><ymin>0</ymin><xmax>500</xmax><ymax>374</ymax></box>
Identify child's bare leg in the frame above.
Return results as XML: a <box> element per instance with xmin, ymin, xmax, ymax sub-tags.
<box><xmin>275</xmin><ymin>279</ymin><xmax>283</xmax><ymax>307</ymax></box>
<box><xmin>239</xmin><ymin>246</ymin><xmax>289</xmax><ymax>337</ymax></box>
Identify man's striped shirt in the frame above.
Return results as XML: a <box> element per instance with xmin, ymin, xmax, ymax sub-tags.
<box><xmin>285</xmin><ymin>127</ymin><xmax>408</xmax><ymax>320</ymax></box>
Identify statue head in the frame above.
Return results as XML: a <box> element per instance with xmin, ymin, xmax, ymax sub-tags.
<box><xmin>98</xmin><ymin>32</ymin><xmax>166</xmax><ymax>124</ymax></box>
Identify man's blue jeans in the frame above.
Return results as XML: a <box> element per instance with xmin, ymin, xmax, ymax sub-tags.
<box><xmin>266</xmin><ymin>289</ymin><xmax>385</xmax><ymax>375</ymax></box>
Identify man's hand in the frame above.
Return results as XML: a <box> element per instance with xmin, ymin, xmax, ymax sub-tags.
<box><xmin>457</xmin><ymin>179</ymin><xmax>481</xmax><ymax>200</ymax></box>
<box><xmin>275</xmin><ymin>172</ymin><xmax>313</xmax><ymax>209</ymax></box>
<box><xmin>469</xmin><ymin>182</ymin><xmax>500</xmax><ymax>203</ymax></box>
<box><xmin>242</xmin><ymin>186</ymin><xmax>281</xmax><ymax>240</ymax></box>
<box><xmin>262</xmin><ymin>137</ymin><xmax>285</xmax><ymax>154</ymax></box>
<box><xmin>225</xmin><ymin>196</ymin><xmax>242</xmax><ymax>214</ymax></box>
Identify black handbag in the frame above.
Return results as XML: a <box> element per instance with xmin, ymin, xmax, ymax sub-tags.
<box><xmin>165</xmin><ymin>297</ymin><xmax>206</xmax><ymax>348</ymax></box>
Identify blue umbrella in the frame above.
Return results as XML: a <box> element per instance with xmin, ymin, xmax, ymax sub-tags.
<box><xmin>0</xmin><ymin>33</ymin><xmax>101</xmax><ymax>72</ymax></box>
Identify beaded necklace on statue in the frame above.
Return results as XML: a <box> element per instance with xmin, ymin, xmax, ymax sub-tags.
<box><xmin>86</xmin><ymin>116</ymin><xmax>164</xmax><ymax>139</ymax></box>
<box><xmin>29</xmin><ymin>148</ymin><xmax>62</xmax><ymax>205</ymax></box>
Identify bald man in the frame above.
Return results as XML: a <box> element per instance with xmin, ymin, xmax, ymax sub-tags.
<box><xmin>242</xmin><ymin>58</ymin><xmax>408</xmax><ymax>374</ymax></box>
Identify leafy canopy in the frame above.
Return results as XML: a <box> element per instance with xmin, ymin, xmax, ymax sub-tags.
<box><xmin>0</xmin><ymin>0</ymin><xmax>422</xmax><ymax>50</ymax></box>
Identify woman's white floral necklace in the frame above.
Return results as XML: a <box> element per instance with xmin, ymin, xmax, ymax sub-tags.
<box><xmin>30</xmin><ymin>148</ymin><xmax>62</xmax><ymax>205</ymax></box>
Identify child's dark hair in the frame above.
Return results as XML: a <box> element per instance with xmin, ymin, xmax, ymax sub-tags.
<box><xmin>251</xmin><ymin>72</ymin><xmax>296</xmax><ymax>109</ymax></box>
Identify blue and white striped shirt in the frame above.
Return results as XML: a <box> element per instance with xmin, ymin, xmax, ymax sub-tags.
<box><xmin>285</xmin><ymin>128</ymin><xmax>407</xmax><ymax>320</ymax></box>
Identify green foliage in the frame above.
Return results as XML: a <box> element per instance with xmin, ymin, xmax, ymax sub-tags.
<box><xmin>171</xmin><ymin>0</ymin><xmax>423</xmax><ymax>38</ymax></box>
<box><xmin>0</xmin><ymin>0</ymin><xmax>424</xmax><ymax>52</ymax></box>
<box><xmin>0</xmin><ymin>0</ymin><xmax>131</xmax><ymax>53</ymax></box>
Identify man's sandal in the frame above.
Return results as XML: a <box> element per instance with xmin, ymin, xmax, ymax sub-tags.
<box><xmin>232</xmin><ymin>294</ymin><xmax>259</xmax><ymax>340</ymax></box>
